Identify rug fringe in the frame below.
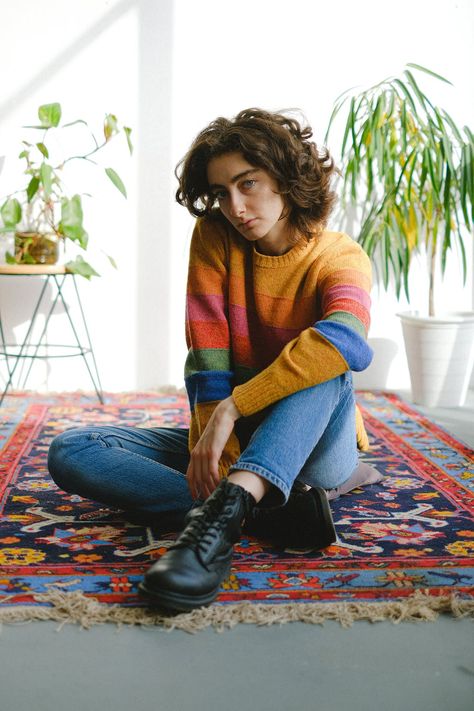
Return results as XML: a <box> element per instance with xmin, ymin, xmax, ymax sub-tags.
<box><xmin>0</xmin><ymin>590</ymin><xmax>472</xmax><ymax>633</ymax></box>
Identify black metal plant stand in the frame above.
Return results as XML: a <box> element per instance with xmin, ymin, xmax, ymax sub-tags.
<box><xmin>0</xmin><ymin>265</ymin><xmax>104</xmax><ymax>406</ymax></box>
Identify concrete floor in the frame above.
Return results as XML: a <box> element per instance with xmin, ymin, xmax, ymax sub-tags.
<box><xmin>0</xmin><ymin>391</ymin><xmax>473</xmax><ymax>711</ymax></box>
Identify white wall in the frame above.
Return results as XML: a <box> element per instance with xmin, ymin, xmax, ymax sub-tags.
<box><xmin>0</xmin><ymin>0</ymin><xmax>473</xmax><ymax>395</ymax></box>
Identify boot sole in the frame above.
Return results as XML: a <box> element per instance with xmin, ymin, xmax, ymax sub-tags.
<box><xmin>284</xmin><ymin>487</ymin><xmax>337</xmax><ymax>551</ymax></box>
<box><xmin>310</xmin><ymin>486</ymin><xmax>337</xmax><ymax>549</ymax></box>
<box><xmin>138</xmin><ymin>562</ymin><xmax>232</xmax><ymax>613</ymax></box>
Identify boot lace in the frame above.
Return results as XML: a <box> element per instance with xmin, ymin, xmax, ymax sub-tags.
<box><xmin>175</xmin><ymin>484</ymin><xmax>246</xmax><ymax>555</ymax></box>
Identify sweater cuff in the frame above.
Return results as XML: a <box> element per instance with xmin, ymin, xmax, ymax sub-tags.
<box><xmin>232</xmin><ymin>333</ymin><xmax>348</xmax><ymax>417</ymax></box>
<box><xmin>232</xmin><ymin>370</ymin><xmax>287</xmax><ymax>417</ymax></box>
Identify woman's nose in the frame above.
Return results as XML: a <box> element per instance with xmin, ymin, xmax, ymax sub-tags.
<box><xmin>228</xmin><ymin>193</ymin><xmax>245</xmax><ymax>218</ymax></box>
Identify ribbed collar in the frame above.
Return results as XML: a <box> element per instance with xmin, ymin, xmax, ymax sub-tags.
<box><xmin>252</xmin><ymin>237</ymin><xmax>311</xmax><ymax>267</ymax></box>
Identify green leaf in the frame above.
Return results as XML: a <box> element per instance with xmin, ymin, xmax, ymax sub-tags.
<box><xmin>393</xmin><ymin>79</ymin><xmax>418</xmax><ymax>115</ymax></box>
<box><xmin>441</xmin><ymin>199</ymin><xmax>451</xmax><ymax>275</ymax></box>
<box><xmin>406</xmin><ymin>63</ymin><xmax>453</xmax><ymax>86</ymax></box>
<box><xmin>1</xmin><ymin>198</ymin><xmax>22</xmax><ymax>227</ymax></box>
<box><xmin>19</xmin><ymin>149</ymin><xmax>29</xmax><ymax>160</ymax></box>
<box><xmin>104</xmin><ymin>113</ymin><xmax>119</xmax><ymax>141</ymax></box>
<box><xmin>387</xmin><ymin>90</ymin><xmax>395</xmax><ymax>119</ymax></box>
<box><xmin>65</xmin><ymin>255</ymin><xmax>100</xmax><ymax>279</ymax></box>
<box><xmin>38</xmin><ymin>103</ymin><xmax>62</xmax><ymax>128</ymax></box>
<box><xmin>36</xmin><ymin>142</ymin><xmax>49</xmax><ymax>159</ymax></box>
<box><xmin>324</xmin><ymin>96</ymin><xmax>347</xmax><ymax>144</ymax></box>
<box><xmin>105</xmin><ymin>168</ymin><xmax>127</xmax><ymax>198</ymax></box>
<box><xmin>5</xmin><ymin>251</ymin><xmax>16</xmax><ymax>264</ymax></box>
<box><xmin>404</xmin><ymin>69</ymin><xmax>435</xmax><ymax>114</ymax></box>
<box><xmin>107</xmin><ymin>254</ymin><xmax>118</xmax><ymax>269</ymax></box>
<box><xmin>401</xmin><ymin>101</ymin><xmax>407</xmax><ymax>153</ymax></box>
<box><xmin>350</xmin><ymin>97</ymin><xmax>360</xmax><ymax>160</ymax></box>
<box><xmin>426</xmin><ymin>149</ymin><xmax>440</xmax><ymax>198</ymax></box>
<box><xmin>454</xmin><ymin>221</ymin><xmax>467</xmax><ymax>282</ymax></box>
<box><xmin>341</xmin><ymin>96</ymin><xmax>356</xmax><ymax>158</ymax></box>
<box><xmin>465</xmin><ymin>143</ymin><xmax>474</xmax><ymax>209</ymax></box>
<box><xmin>460</xmin><ymin>145</ymin><xmax>471</xmax><ymax>228</ymax></box>
<box><xmin>441</xmin><ymin>110</ymin><xmax>463</xmax><ymax>142</ymax></box>
<box><xmin>40</xmin><ymin>163</ymin><xmax>53</xmax><ymax>199</ymax></box>
<box><xmin>27</xmin><ymin>175</ymin><xmax>40</xmax><ymax>202</ymax></box>
<box><xmin>60</xmin><ymin>195</ymin><xmax>88</xmax><ymax>248</ymax></box>
<box><xmin>124</xmin><ymin>126</ymin><xmax>134</xmax><ymax>155</ymax></box>
<box><xmin>463</xmin><ymin>125</ymin><xmax>474</xmax><ymax>146</ymax></box>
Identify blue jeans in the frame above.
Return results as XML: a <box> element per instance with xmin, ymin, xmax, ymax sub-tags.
<box><xmin>48</xmin><ymin>373</ymin><xmax>358</xmax><ymax>514</ymax></box>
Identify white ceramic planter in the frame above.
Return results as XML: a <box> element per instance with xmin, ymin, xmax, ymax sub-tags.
<box><xmin>397</xmin><ymin>311</ymin><xmax>474</xmax><ymax>407</ymax></box>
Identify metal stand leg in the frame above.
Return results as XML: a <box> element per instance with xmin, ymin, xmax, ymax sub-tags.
<box><xmin>0</xmin><ymin>277</ymin><xmax>51</xmax><ymax>406</ymax></box>
<box><xmin>53</xmin><ymin>275</ymin><xmax>104</xmax><ymax>404</ymax></box>
<box><xmin>0</xmin><ymin>274</ymin><xmax>105</xmax><ymax>406</ymax></box>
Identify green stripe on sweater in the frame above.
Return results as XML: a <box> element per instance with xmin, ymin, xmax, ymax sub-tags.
<box><xmin>184</xmin><ymin>348</ymin><xmax>232</xmax><ymax>377</ymax></box>
<box><xmin>324</xmin><ymin>312</ymin><xmax>367</xmax><ymax>338</ymax></box>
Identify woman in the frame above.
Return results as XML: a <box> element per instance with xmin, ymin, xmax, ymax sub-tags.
<box><xmin>48</xmin><ymin>108</ymin><xmax>380</xmax><ymax>613</ymax></box>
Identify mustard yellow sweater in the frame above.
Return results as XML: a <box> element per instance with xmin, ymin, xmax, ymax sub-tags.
<box><xmin>185</xmin><ymin>215</ymin><xmax>373</xmax><ymax>475</ymax></box>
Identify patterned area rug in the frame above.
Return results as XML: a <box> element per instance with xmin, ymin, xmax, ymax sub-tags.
<box><xmin>0</xmin><ymin>390</ymin><xmax>473</xmax><ymax>631</ymax></box>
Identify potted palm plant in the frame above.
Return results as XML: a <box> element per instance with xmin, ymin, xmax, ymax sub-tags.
<box><xmin>325</xmin><ymin>63</ymin><xmax>474</xmax><ymax>406</ymax></box>
<box><xmin>0</xmin><ymin>102</ymin><xmax>133</xmax><ymax>278</ymax></box>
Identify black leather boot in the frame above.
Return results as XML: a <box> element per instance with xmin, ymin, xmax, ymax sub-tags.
<box><xmin>139</xmin><ymin>479</ymin><xmax>255</xmax><ymax>612</ymax></box>
<box><xmin>243</xmin><ymin>484</ymin><xmax>336</xmax><ymax>551</ymax></box>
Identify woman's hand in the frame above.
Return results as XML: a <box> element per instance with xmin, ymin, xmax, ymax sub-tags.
<box><xmin>187</xmin><ymin>396</ymin><xmax>241</xmax><ymax>500</ymax></box>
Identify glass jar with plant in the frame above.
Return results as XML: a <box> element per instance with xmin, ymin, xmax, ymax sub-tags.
<box><xmin>0</xmin><ymin>102</ymin><xmax>133</xmax><ymax>278</ymax></box>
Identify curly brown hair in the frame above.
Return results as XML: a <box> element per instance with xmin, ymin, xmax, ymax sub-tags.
<box><xmin>175</xmin><ymin>108</ymin><xmax>338</xmax><ymax>239</ymax></box>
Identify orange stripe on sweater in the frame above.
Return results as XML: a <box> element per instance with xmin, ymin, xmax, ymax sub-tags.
<box><xmin>188</xmin><ymin>265</ymin><xmax>227</xmax><ymax>295</ymax></box>
<box><xmin>322</xmin><ymin>268</ymin><xmax>371</xmax><ymax>291</ymax></box>
<box><xmin>186</xmin><ymin>321</ymin><xmax>230</xmax><ymax>349</ymax></box>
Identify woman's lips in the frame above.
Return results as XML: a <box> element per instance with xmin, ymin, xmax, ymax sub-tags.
<box><xmin>240</xmin><ymin>218</ymin><xmax>257</xmax><ymax>229</ymax></box>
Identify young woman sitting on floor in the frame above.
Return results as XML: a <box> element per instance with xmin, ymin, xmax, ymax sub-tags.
<box><xmin>48</xmin><ymin>108</ymin><xmax>381</xmax><ymax>612</ymax></box>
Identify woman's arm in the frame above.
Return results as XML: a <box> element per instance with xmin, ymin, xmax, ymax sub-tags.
<box><xmin>231</xmin><ymin>235</ymin><xmax>373</xmax><ymax>448</ymax></box>
<box><xmin>184</xmin><ymin>218</ymin><xmax>241</xmax><ymax>490</ymax></box>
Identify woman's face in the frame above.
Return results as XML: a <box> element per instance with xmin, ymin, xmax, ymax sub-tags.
<box><xmin>207</xmin><ymin>152</ymin><xmax>293</xmax><ymax>256</ymax></box>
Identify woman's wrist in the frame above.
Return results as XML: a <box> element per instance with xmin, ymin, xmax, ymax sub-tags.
<box><xmin>218</xmin><ymin>396</ymin><xmax>241</xmax><ymax>421</ymax></box>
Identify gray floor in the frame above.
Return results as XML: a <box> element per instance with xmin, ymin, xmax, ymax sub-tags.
<box><xmin>1</xmin><ymin>391</ymin><xmax>473</xmax><ymax>711</ymax></box>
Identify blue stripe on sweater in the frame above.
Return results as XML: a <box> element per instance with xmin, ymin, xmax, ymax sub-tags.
<box><xmin>185</xmin><ymin>370</ymin><xmax>234</xmax><ymax>410</ymax></box>
<box><xmin>314</xmin><ymin>321</ymin><xmax>373</xmax><ymax>371</ymax></box>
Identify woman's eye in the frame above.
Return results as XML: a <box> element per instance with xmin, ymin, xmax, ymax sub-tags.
<box><xmin>212</xmin><ymin>190</ymin><xmax>226</xmax><ymax>201</ymax></box>
<box><xmin>242</xmin><ymin>179</ymin><xmax>256</xmax><ymax>189</ymax></box>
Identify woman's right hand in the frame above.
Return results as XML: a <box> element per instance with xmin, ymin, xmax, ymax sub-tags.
<box><xmin>186</xmin><ymin>397</ymin><xmax>241</xmax><ymax>499</ymax></box>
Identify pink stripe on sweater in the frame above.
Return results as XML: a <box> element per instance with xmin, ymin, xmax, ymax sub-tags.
<box><xmin>187</xmin><ymin>294</ymin><xmax>227</xmax><ymax>322</ymax></box>
<box><xmin>322</xmin><ymin>284</ymin><xmax>371</xmax><ymax>313</ymax></box>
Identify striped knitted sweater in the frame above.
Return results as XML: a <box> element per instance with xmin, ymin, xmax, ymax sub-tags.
<box><xmin>185</xmin><ymin>215</ymin><xmax>373</xmax><ymax>475</ymax></box>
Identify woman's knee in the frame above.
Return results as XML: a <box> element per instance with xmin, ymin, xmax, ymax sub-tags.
<box><xmin>48</xmin><ymin>427</ymin><xmax>96</xmax><ymax>491</ymax></box>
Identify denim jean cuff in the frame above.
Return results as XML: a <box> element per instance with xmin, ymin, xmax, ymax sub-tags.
<box><xmin>228</xmin><ymin>462</ymin><xmax>290</xmax><ymax>507</ymax></box>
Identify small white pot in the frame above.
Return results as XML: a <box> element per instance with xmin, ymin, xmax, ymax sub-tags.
<box><xmin>397</xmin><ymin>311</ymin><xmax>474</xmax><ymax>407</ymax></box>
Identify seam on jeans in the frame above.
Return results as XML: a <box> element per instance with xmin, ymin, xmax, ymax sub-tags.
<box><xmin>87</xmin><ymin>433</ymin><xmax>108</xmax><ymax>447</ymax></box>
<box><xmin>87</xmin><ymin>431</ymin><xmax>188</xmax><ymax>456</ymax></box>
<box><xmin>85</xmin><ymin>433</ymin><xmax>189</xmax><ymax>476</ymax></box>
<box><xmin>325</xmin><ymin>378</ymin><xmax>355</xmax><ymax>432</ymax></box>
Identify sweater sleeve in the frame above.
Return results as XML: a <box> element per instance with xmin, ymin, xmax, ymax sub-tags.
<box><xmin>232</xmin><ymin>235</ymin><xmax>373</xmax><ymax>448</ymax></box>
<box><xmin>184</xmin><ymin>218</ymin><xmax>241</xmax><ymax>475</ymax></box>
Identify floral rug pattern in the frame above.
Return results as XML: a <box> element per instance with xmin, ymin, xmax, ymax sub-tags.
<box><xmin>0</xmin><ymin>391</ymin><xmax>473</xmax><ymax>615</ymax></box>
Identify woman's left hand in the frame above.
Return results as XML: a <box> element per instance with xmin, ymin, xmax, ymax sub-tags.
<box><xmin>186</xmin><ymin>396</ymin><xmax>241</xmax><ymax>500</ymax></box>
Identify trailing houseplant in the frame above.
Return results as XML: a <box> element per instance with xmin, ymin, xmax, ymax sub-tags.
<box><xmin>0</xmin><ymin>102</ymin><xmax>133</xmax><ymax>278</ymax></box>
<box><xmin>325</xmin><ymin>64</ymin><xmax>474</xmax><ymax>405</ymax></box>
